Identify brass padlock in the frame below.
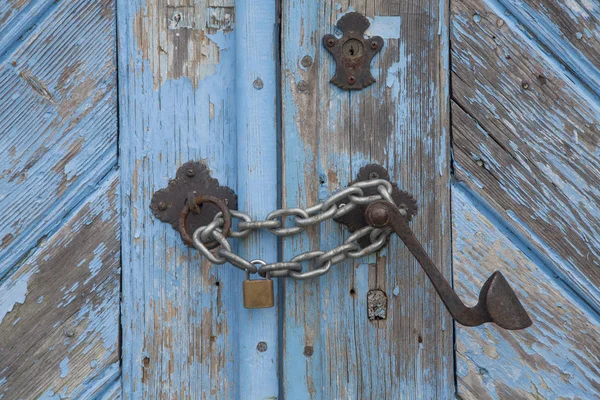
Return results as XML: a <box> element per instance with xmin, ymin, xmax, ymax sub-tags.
<box><xmin>243</xmin><ymin>267</ymin><xmax>274</xmax><ymax>309</ymax></box>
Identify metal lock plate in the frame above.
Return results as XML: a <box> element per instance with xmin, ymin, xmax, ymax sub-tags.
<box><xmin>323</xmin><ymin>12</ymin><xmax>383</xmax><ymax>90</ymax></box>
<box><xmin>243</xmin><ymin>278</ymin><xmax>274</xmax><ymax>309</ymax></box>
<box><xmin>150</xmin><ymin>160</ymin><xmax>237</xmax><ymax>247</ymax></box>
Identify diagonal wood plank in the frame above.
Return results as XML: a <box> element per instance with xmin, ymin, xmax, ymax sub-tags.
<box><xmin>494</xmin><ymin>0</ymin><xmax>600</xmax><ymax>95</ymax></box>
<box><xmin>451</xmin><ymin>0</ymin><xmax>600</xmax><ymax>308</ymax></box>
<box><xmin>0</xmin><ymin>0</ymin><xmax>118</xmax><ymax>279</ymax></box>
<box><xmin>0</xmin><ymin>0</ymin><xmax>58</xmax><ymax>58</ymax></box>
<box><xmin>453</xmin><ymin>186</ymin><xmax>600</xmax><ymax>399</ymax></box>
<box><xmin>281</xmin><ymin>2</ymin><xmax>453</xmax><ymax>398</ymax></box>
<box><xmin>0</xmin><ymin>173</ymin><xmax>120</xmax><ymax>399</ymax></box>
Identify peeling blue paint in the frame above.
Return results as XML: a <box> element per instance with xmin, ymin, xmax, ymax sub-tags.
<box><xmin>59</xmin><ymin>357</ymin><xmax>70</xmax><ymax>379</ymax></box>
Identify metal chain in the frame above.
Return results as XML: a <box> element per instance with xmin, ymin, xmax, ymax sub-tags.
<box><xmin>191</xmin><ymin>179</ymin><xmax>397</xmax><ymax>280</ymax></box>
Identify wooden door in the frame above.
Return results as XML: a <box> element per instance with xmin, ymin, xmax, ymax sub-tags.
<box><xmin>1</xmin><ymin>0</ymin><xmax>599</xmax><ymax>399</ymax></box>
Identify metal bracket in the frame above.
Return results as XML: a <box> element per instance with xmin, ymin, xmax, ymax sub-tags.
<box><xmin>323</xmin><ymin>12</ymin><xmax>383</xmax><ymax>90</ymax></box>
<box><xmin>150</xmin><ymin>160</ymin><xmax>237</xmax><ymax>247</ymax></box>
<box><xmin>334</xmin><ymin>164</ymin><xmax>417</xmax><ymax>247</ymax></box>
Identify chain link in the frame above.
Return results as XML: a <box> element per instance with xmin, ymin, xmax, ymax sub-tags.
<box><xmin>191</xmin><ymin>179</ymin><xmax>397</xmax><ymax>280</ymax></box>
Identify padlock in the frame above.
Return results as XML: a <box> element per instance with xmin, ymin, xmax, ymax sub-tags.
<box><xmin>242</xmin><ymin>266</ymin><xmax>274</xmax><ymax>309</ymax></box>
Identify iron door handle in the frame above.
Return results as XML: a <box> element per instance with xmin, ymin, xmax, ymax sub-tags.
<box><xmin>364</xmin><ymin>200</ymin><xmax>533</xmax><ymax>330</ymax></box>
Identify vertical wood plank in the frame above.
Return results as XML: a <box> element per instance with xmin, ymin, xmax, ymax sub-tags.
<box><xmin>281</xmin><ymin>1</ymin><xmax>453</xmax><ymax>398</ymax></box>
<box><xmin>235</xmin><ymin>0</ymin><xmax>279</xmax><ymax>397</ymax></box>
<box><xmin>118</xmin><ymin>0</ymin><xmax>243</xmax><ymax>397</ymax></box>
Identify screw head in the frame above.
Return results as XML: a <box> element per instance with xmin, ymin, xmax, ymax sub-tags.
<box><xmin>186</xmin><ymin>169</ymin><xmax>195</xmax><ymax>177</ymax></box>
<box><xmin>256</xmin><ymin>342</ymin><xmax>268</xmax><ymax>352</ymax></box>
<box><xmin>253</xmin><ymin>78</ymin><xmax>264</xmax><ymax>90</ymax></box>
<box><xmin>157</xmin><ymin>201</ymin><xmax>168</xmax><ymax>211</ymax></box>
<box><xmin>348</xmin><ymin>75</ymin><xmax>356</xmax><ymax>84</ymax></box>
<box><xmin>368</xmin><ymin>172</ymin><xmax>379</xmax><ymax>180</ymax></box>
<box><xmin>327</xmin><ymin>38</ymin><xmax>336</xmax><ymax>47</ymax></box>
<box><xmin>297</xmin><ymin>80</ymin><xmax>308</xmax><ymax>92</ymax></box>
<box><xmin>301</xmin><ymin>55</ymin><xmax>313</xmax><ymax>68</ymax></box>
<box><xmin>371</xmin><ymin>41</ymin><xmax>378</xmax><ymax>49</ymax></box>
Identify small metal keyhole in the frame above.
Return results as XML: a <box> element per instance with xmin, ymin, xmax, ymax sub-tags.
<box><xmin>342</xmin><ymin>39</ymin><xmax>364</xmax><ymax>58</ymax></box>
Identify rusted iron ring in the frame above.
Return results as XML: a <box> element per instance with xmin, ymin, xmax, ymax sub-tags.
<box><xmin>179</xmin><ymin>195</ymin><xmax>231</xmax><ymax>249</ymax></box>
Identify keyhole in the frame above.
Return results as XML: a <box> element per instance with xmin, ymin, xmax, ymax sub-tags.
<box><xmin>342</xmin><ymin>39</ymin><xmax>364</xmax><ymax>58</ymax></box>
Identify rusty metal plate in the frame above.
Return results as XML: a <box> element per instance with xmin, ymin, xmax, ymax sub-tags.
<box><xmin>323</xmin><ymin>12</ymin><xmax>383</xmax><ymax>90</ymax></box>
<box><xmin>150</xmin><ymin>160</ymin><xmax>237</xmax><ymax>247</ymax></box>
<box><xmin>334</xmin><ymin>164</ymin><xmax>417</xmax><ymax>247</ymax></box>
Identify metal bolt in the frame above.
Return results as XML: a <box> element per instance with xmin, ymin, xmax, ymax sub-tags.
<box><xmin>368</xmin><ymin>172</ymin><xmax>379</xmax><ymax>180</ymax></box>
<box><xmin>253</xmin><ymin>78</ymin><xmax>264</xmax><ymax>90</ymax></box>
<box><xmin>327</xmin><ymin>38</ymin><xmax>335</xmax><ymax>47</ymax></box>
<box><xmin>367</xmin><ymin>205</ymin><xmax>390</xmax><ymax>227</ymax></box>
<box><xmin>186</xmin><ymin>169</ymin><xmax>195</xmax><ymax>177</ymax></box>
<box><xmin>521</xmin><ymin>81</ymin><xmax>530</xmax><ymax>90</ymax></box>
<box><xmin>348</xmin><ymin>75</ymin><xmax>356</xmax><ymax>85</ymax></box>
<box><xmin>256</xmin><ymin>341</ymin><xmax>268</xmax><ymax>352</ymax></box>
<box><xmin>157</xmin><ymin>201</ymin><xmax>168</xmax><ymax>211</ymax></box>
<box><xmin>297</xmin><ymin>80</ymin><xmax>308</xmax><ymax>92</ymax></box>
<box><xmin>370</xmin><ymin>41</ymin><xmax>378</xmax><ymax>49</ymax></box>
<box><xmin>301</xmin><ymin>55</ymin><xmax>313</xmax><ymax>68</ymax></box>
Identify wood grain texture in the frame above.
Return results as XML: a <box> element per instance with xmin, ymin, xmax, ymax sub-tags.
<box><xmin>281</xmin><ymin>2</ymin><xmax>453</xmax><ymax>398</ymax></box>
<box><xmin>0</xmin><ymin>0</ymin><xmax>120</xmax><ymax>396</ymax></box>
<box><xmin>0</xmin><ymin>0</ymin><xmax>57</xmax><ymax>59</ymax></box>
<box><xmin>233</xmin><ymin>0</ymin><xmax>279</xmax><ymax>398</ymax></box>
<box><xmin>451</xmin><ymin>0</ymin><xmax>600</xmax><ymax>309</ymax></box>
<box><xmin>493</xmin><ymin>0</ymin><xmax>600</xmax><ymax>96</ymax></box>
<box><xmin>118</xmin><ymin>0</ymin><xmax>262</xmax><ymax>397</ymax></box>
<box><xmin>0</xmin><ymin>0</ymin><xmax>118</xmax><ymax>279</ymax></box>
<box><xmin>452</xmin><ymin>186</ymin><xmax>600</xmax><ymax>399</ymax></box>
<box><xmin>0</xmin><ymin>173</ymin><xmax>120</xmax><ymax>399</ymax></box>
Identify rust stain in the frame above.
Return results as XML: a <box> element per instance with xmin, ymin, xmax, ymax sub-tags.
<box><xmin>133</xmin><ymin>2</ymin><xmax>234</xmax><ymax>89</ymax></box>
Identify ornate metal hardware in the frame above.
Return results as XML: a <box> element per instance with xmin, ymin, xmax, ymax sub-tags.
<box><xmin>364</xmin><ymin>200</ymin><xmax>533</xmax><ymax>330</ymax></box>
<box><xmin>149</xmin><ymin>161</ymin><xmax>237</xmax><ymax>248</ymax></box>
<box><xmin>151</xmin><ymin>163</ymin><xmax>531</xmax><ymax>328</ymax></box>
<box><xmin>323</xmin><ymin>12</ymin><xmax>383</xmax><ymax>90</ymax></box>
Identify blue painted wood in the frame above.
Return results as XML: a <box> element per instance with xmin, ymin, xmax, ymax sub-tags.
<box><xmin>452</xmin><ymin>185</ymin><xmax>600</xmax><ymax>398</ymax></box>
<box><xmin>234</xmin><ymin>0</ymin><xmax>280</xmax><ymax>398</ymax></box>
<box><xmin>118</xmin><ymin>0</ymin><xmax>279</xmax><ymax>397</ymax></box>
<box><xmin>493</xmin><ymin>0</ymin><xmax>600</xmax><ymax>98</ymax></box>
<box><xmin>452</xmin><ymin>0</ymin><xmax>600</xmax><ymax>310</ymax></box>
<box><xmin>280</xmin><ymin>1</ymin><xmax>453</xmax><ymax>398</ymax></box>
<box><xmin>0</xmin><ymin>0</ymin><xmax>118</xmax><ymax>280</ymax></box>
<box><xmin>0</xmin><ymin>0</ymin><xmax>120</xmax><ymax>396</ymax></box>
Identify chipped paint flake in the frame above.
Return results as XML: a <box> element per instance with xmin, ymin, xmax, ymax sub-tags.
<box><xmin>59</xmin><ymin>357</ymin><xmax>70</xmax><ymax>378</ymax></box>
<box><xmin>0</xmin><ymin>268</ymin><xmax>36</xmax><ymax>323</ymax></box>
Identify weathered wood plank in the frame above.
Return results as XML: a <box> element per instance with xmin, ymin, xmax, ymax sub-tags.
<box><xmin>0</xmin><ymin>0</ymin><xmax>57</xmax><ymax>58</ymax></box>
<box><xmin>0</xmin><ymin>0</ymin><xmax>118</xmax><ymax>279</ymax></box>
<box><xmin>494</xmin><ymin>0</ymin><xmax>600</xmax><ymax>96</ymax></box>
<box><xmin>451</xmin><ymin>0</ymin><xmax>600</xmax><ymax>308</ymax></box>
<box><xmin>0</xmin><ymin>173</ymin><xmax>120</xmax><ymax>399</ymax></box>
<box><xmin>118</xmin><ymin>0</ymin><xmax>250</xmax><ymax>397</ymax></box>
<box><xmin>281</xmin><ymin>2</ymin><xmax>453</xmax><ymax>398</ymax></box>
<box><xmin>234</xmin><ymin>0</ymin><xmax>279</xmax><ymax>397</ymax></box>
<box><xmin>453</xmin><ymin>186</ymin><xmax>600</xmax><ymax>399</ymax></box>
